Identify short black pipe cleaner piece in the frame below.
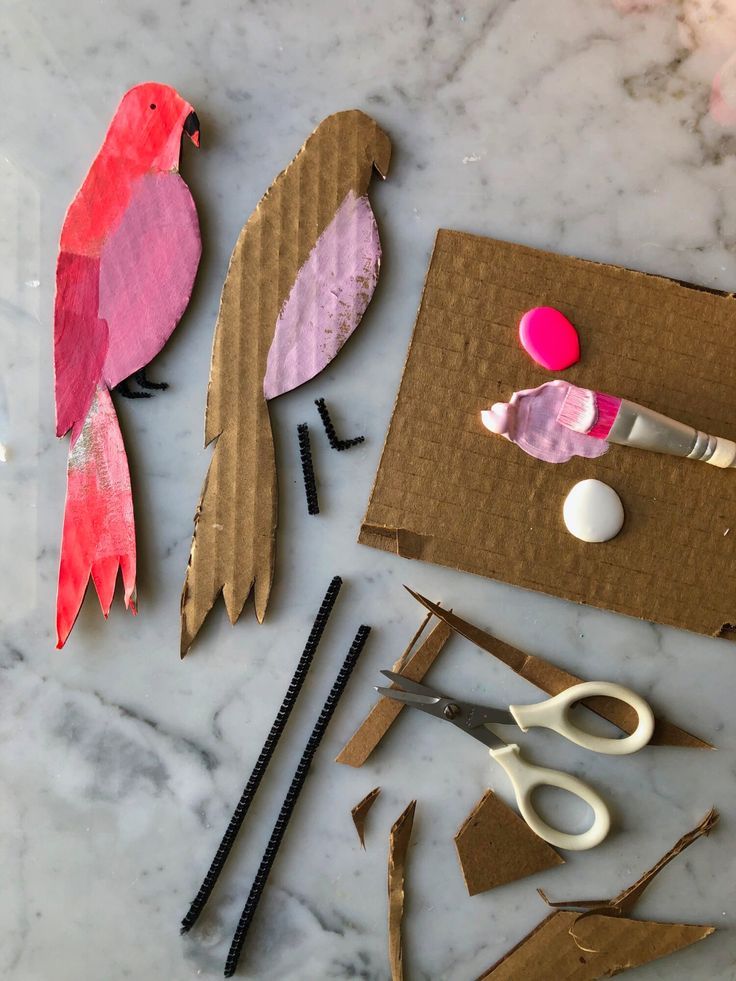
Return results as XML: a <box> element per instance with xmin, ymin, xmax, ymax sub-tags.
<box><xmin>297</xmin><ymin>422</ymin><xmax>319</xmax><ymax>515</ymax></box>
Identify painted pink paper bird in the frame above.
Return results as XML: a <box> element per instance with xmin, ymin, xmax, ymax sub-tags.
<box><xmin>54</xmin><ymin>83</ymin><xmax>201</xmax><ymax>648</ymax></box>
<box><xmin>180</xmin><ymin>110</ymin><xmax>390</xmax><ymax>655</ymax></box>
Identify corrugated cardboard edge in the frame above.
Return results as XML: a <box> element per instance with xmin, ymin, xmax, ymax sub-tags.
<box><xmin>357</xmin><ymin>230</ymin><xmax>441</xmax><ymax>555</ymax></box>
<box><xmin>336</xmin><ymin>616</ymin><xmax>452</xmax><ymax>766</ymax></box>
<box><xmin>388</xmin><ymin>799</ymin><xmax>416</xmax><ymax>981</ymax></box>
<box><xmin>455</xmin><ymin>789</ymin><xmax>563</xmax><ymax>896</ymax></box>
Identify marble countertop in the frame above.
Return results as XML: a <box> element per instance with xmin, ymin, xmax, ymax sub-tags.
<box><xmin>2</xmin><ymin>0</ymin><xmax>736</xmax><ymax>978</ymax></box>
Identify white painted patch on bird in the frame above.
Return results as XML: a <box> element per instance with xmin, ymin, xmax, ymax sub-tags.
<box><xmin>24</xmin><ymin>279</ymin><xmax>40</xmax><ymax>288</ymax></box>
<box><xmin>462</xmin><ymin>153</ymin><xmax>481</xmax><ymax>164</ymax></box>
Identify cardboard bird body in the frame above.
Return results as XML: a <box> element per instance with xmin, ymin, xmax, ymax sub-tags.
<box><xmin>54</xmin><ymin>83</ymin><xmax>201</xmax><ymax>647</ymax></box>
<box><xmin>180</xmin><ymin>110</ymin><xmax>390</xmax><ymax>655</ymax></box>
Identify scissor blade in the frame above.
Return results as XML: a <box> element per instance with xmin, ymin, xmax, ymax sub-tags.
<box><xmin>375</xmin><ymin>686</ymin><xmax>511</xmax><ymax>750</ymax></box>
<box><xmin>379</xmin><ymin>670</ymin><xmax>436</xmax><ymax>696</ymax></box>
<box><xmin>375</xmin><ymin>686</ymin><xmax>442</xmax><ymax>709</ymax></box>
<box><xmin>379</xmin><ymin>669</ymin><xmax>516</xmax><ymax>727</ymax></box>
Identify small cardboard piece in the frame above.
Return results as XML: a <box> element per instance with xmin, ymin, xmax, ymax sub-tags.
<box><xmin>351</xmin><ymin>786</ymin><xmax>381</xmax><ymax>848</ymax></box>
<box><xmin>360</xmin><ymin>230</ymin><xmax>736</xmax><ymax>639</ymax></box>
<box><xmin>336</xmin><ymin>615</ymin><xmax>452</xmax><ymax>766</ymax></box>
<box><xmin>455</xmin><ymin>789</ymin><xmax>564</xmax><ymax>895</ymax></box>
<box><xmin>388</xmin><ymin>799</ymin><xmax>416</xmax><ymax>981</ymax></box>
<box><xmin>408</xmin><ymin>591</ymin><xmax>712</xmax><ymax>750</ymax></box>
<box><xmin>477</xmin><ymin>810</ymin><xmax>717</xmax><ymax>980</ymax></box>
<box><xmin>181</xmin><ymin>111</ymin><xmax>391</xmax><ymax>656</ymax></box>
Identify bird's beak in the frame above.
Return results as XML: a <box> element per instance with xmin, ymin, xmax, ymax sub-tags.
<box><xmin>183</xmin><ymin>110</ymin><xmax>200</xmax><ymax>147</ymax></box>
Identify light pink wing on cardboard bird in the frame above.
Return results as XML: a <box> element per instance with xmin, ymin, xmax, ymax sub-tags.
<box><xmin>99</xmin><ymin>172</ymin><xmax>201</xmax><ymax>388</ymax></box>
<box><xmin>263</xmin><ymin>189</ymin><xmax>381</xmax><ymax>400</ymax></box>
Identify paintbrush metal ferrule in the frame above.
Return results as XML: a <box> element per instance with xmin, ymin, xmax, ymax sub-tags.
<box><xmin>558</xmin><ymin>385</ymin><xmax>736</xmax><ymax>469</ymax></box>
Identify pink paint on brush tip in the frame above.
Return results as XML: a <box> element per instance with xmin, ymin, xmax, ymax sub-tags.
<box><xmin>518</xmin><ymin>307</ymin><xmax>580</xmax><ymax>372</ymax></box>
<box><xmin>481</xmin><ymin>380</ymin><xmax>610</xmax><ymax>464</ymax></box>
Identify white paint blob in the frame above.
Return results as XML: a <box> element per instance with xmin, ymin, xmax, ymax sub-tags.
<box><xmin>563</xmin><ymin>479</ymin><xmax>624</xmax><ymax>543</ymax></box>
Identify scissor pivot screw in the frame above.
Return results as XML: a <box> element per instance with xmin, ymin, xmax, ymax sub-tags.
<box><xmin>444</xmin><ymin>703</ymin><xmax>460</xmax><ymax>720</ymax></box>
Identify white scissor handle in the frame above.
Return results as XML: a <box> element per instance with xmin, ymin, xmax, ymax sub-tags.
<box><xmin>490</xmin><ymin>743</ymin><xmax>610</xmax><ymax>851</ymax></box>
<box><xmin>509</xmin><ymin>681</ymin><xmax>654</xmax><ymax>756</ymax></box>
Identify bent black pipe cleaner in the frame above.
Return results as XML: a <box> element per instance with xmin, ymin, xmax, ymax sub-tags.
<box><xmin>315</xmin><ymin>397</ymin><xmax>365</xmax><ymax>450</ymax></box>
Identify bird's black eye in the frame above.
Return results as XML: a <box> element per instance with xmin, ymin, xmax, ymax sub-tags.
<box><xmin>149</xmin><ymin>103</ymin><xmax>157</xmax><ymax>110</ymax></box>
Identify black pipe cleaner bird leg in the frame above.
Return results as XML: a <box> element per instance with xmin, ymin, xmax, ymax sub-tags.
<box><xmin>115</xmin><ymin>367</ymin><xmax>169</xmax><ymax>398</ymax></box>
<box><xmin>180</xmin><ymin>576</ymin><xmax>343</xmax><ymax>935</ymax></box>
<box><xmin>314</xmin><ymin>397</ymin><xmax>365</xmax><ymax>450</ymax></box>
<box><xmin>224</xmin><ymin>624</ymin><xmax>371</xmax><ymax>978</ymax></box>
<box><xmin>297</xmin><ymin>423</ymin><xmax>320</xmax><ymax>515</ymax></box>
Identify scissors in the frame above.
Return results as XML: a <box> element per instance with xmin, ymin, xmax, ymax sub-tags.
<box><xmin>376</xmin><ymin>672</ymin><xmax>655</xmax><ymax>851</ymax></box>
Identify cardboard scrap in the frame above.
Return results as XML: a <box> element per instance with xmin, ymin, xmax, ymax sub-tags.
<box><xmin>336</xmin><ymin>615</ymin><xmax>452</xmax><ymax>766</ymax></box>
<box><xmin>360</xmin><ymin>230</ymin><xmax>736</xmax><ymax>640</ymax></box>
<box><xmin>180</xmin><ymin>111</ymin><xmax>391</xmax><ymax>656</ymax></box>
<box><xmin>477</xmin><ymin>810</ymin><xmax>717</xmax><ymax>981</ymax></box>
<box><xmin>455</xmin><ymin>789</ymin><xmax>564</xmax><ymax>896</ymax></box>
<box><xmin>388</xmin><ymin>800</ymin><xmax>416</xmax><ymax>981</ymax></box>
<box><xmin>351</xmin><ymin>786</ymin><xmax>381</xmax><ymax>849</ymax></box>
<box><xmin>408</xmin><ymin>591</ymin><xmax>712</xmax><ymax>750</ymax></box>
<box><xmin>477</xmin><ymin>911</ymin><xmax>714</xmax><ymax>981</ymax></box>
<box><xmin>54</xmin><ymin>83</ymin><xmax>201</xmax><ymax>648</ymax></box>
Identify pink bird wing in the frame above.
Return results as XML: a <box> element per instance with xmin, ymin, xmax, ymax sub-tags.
<box><xmin>54</xmin><ymin>252</ymin><xmax>108</xmax><ymax>438</ymax></box>
<box><xmin>98</xmin><ymin>172</ymin><xmax>201</xmax><ymax>388</ymax></box>
<box><xmin>263</xmin><ymin>189</ymin><xmax>381</xmax><ymax>400</ymax></box>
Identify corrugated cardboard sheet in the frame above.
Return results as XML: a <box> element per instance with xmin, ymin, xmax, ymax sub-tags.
<box><xmin>361</xmin><ymin>230</ymin><xmax>736</xmax><ymax>638</ymax></box>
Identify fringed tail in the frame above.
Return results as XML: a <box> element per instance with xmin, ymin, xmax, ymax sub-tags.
<box><xmin>180</xmin><ymin>397</ymin><xmax>277</xmax><ymax>657</ymax></box>
<box><xmin>56</xmin><ymin>385</ymin><xmax>136</xmax><ymax>647</ymax></box>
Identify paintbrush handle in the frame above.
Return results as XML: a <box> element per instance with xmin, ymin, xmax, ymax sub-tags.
<box><xmin>610</xmin><ymin>400</ymin><xmax>736</xmax><ymax>468</ymax></box>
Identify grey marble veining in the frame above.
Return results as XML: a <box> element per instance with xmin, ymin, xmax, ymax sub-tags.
<box><xmin>2</xmin><ymin>0</ymin><xmax>736</xmax><ymax>978</ymax></box>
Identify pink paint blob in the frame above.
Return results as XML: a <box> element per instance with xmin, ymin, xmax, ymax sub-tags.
<box><xmin>263</xmin><ymin>189</ymin><xmax>380</xmax><ymax>400</ymax></box>
<box><xmin>518</xmin><ymin>307</ymin><xmax>580</xmax><ymax>372</ymax></box>
<box><xmin>481</xmin><ymin>380</ymin><xmax>609</xmax><ymax>464</ymax></box>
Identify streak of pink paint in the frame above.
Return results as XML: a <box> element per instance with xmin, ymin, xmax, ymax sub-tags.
<box><xmin>482</xmin><ymin>381</ymin><xmax>610</xmax><ymax>464</ymax></box>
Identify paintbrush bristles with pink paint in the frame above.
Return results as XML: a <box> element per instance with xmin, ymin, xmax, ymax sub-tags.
<box><xmin>557</xmin><ymin>385</ymin><xmax>736</xmax><ymax>468</ymax></box>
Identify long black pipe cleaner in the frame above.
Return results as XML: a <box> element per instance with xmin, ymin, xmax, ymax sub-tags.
<box><xmin>180</xmin><ymin>576</ymin><xmax>343</xmax><ymax>934</ymax></box>
<box><xmin>314</xmin><ymin>397</ymin><xmax>365</xmax><ymax>450</ymax></box>
<box><xmin>224</xmin><ymin>623</ymin><xmax>371</xmax><ymax>977</ymax></box>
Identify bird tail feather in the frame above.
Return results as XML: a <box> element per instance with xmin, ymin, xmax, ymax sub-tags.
<box><xmin>180</xmin><ymin>397</ymin><xmax>277</xmax><ymax>657</ymax></box>
<box><xmin>56</xmin><ymin>385</ymin><xmax>136</xmax><ymax>648</ymax></box>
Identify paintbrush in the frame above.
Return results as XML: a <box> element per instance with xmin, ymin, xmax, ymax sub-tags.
<box><xmin>556</xmin><ymin>384</ymin><xmax>736</xmax><ymax>468</ymax></box>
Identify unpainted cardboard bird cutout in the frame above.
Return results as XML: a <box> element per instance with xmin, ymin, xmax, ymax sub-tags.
<box><xmin>180</xmin><ymin>110</ymin><xmax>390</xmax><ymax>656</ymax></box>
